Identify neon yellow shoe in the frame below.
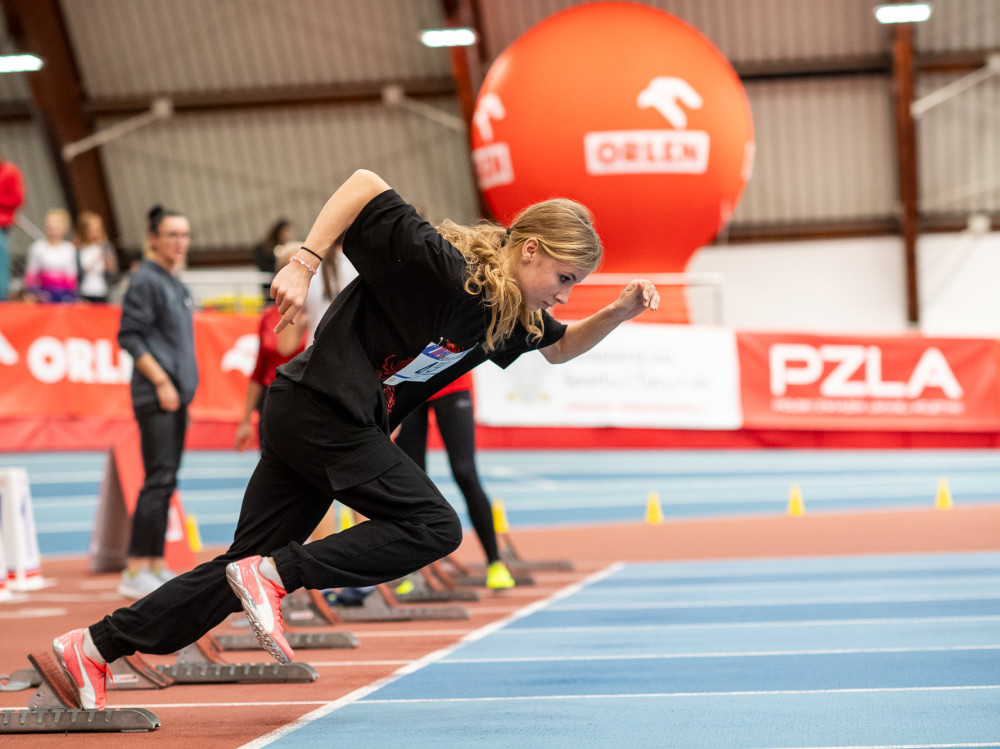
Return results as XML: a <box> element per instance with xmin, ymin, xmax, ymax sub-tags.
<box><xmin>486</xmin><ymin>561</ymin><xmax>515</xmax><ymax>590</ymax></box>
<box><xmin>395</xmin><ymin>577</ymin><xmax>415</xmax><ymax>596</ymax></box>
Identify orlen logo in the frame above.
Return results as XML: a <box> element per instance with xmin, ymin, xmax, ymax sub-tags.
<box><xmin>27</xmin><ymin>336</ymin><xmax>133</xmax><ymax>384</ymax></box>
<box><xmin>471</xmin><ymin>93</ymin><xmax>515</xmax><ymax>190</ymax></box>
<box><xmin>770</xmin><ymin>344</ymin><xmax>963</xmax><ymax>399</ymax></box>
<box><xmin>221</xmin><ymin>334</ymin><xmax>259</xmax><ymax>377</ymax></box>
<box><xmin>584</xmin><ymin>77</ymin><xmax>709</xmax><ymax>176</ymax></box>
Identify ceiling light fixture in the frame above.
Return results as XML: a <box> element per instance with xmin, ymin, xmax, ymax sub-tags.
<box><xmin>0</xmin><ymin>54</ymin><xmax>43</xmax><ymax>73</ymax></box>
<box><xmin>874</xmin><ymin>3</ymin><xmax>932</xmax><ymax>24</ymax></box>
<box><xmin>419</xmin><ymin>28</ymin><xmax>477</xmax><ymax>48</ymax></box>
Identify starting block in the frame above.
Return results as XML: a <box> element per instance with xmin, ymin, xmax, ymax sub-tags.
<box><xmin>394</xmin><ymin>565</ymin><xmax>479</xmax><ymax>604</ymax></box>
<box><xmin>441</xmin><ymin>554</ymin><xmax>535</xmax><ymax>588</ymax></box>
<box><xmin>0</xmin><ymin>652</ymin><xmax>160</xmax><ymax>734</ymax></box>
<box><xmin>216</xmin><ymin>590</ymin><xmax>359</xmax><ymax>650</ymax></box>
<box><xmin>336</xmin><ymin>583</ymin><xmax>469</xmax><ymax>622</ymax></box>
<box><xmin>156</xmin><ymin>636</ymin><xmax>319</xmax><ymax>684</ymax></box>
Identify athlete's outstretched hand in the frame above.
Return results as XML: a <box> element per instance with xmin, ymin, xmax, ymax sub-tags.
<box><xmin>613</xmin><ymin>279</ymin><xmax>660</xmax><ymax>321</ymax></box>
<box><xmin>270</xmin><ymin>259</ymin><xmax>312</xmax><ymax>333</ymax></box>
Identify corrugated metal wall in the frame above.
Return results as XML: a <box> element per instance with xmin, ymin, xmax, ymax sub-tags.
<box><xmin>62</xmin><ymin>0</ymin><xmax>451</xmax><ymax>96</ymax></box>
<box><xmin>0</xmin><ymin>0</ymin><xmax>995</xmax><ymax>264</ymax></box>
<box><xmin>97</xmin><ymin>100</ymin><xmax>478</xmax><ymax>251</ymax></box>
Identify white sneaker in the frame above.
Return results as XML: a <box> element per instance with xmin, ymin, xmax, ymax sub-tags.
<box><xmin>152</xmin><ymin>567</ymin><xmax>175</xmax><ymax>584</ymax></box>
<box><xmin>117</xmin><ymin>569</ymin><xmax>163</xmax><ymax>599</ymax></box>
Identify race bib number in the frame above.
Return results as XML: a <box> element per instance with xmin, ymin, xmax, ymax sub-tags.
<box><xmin>383</xmin><ymin>342</ymin><xmax>471</xmax><ymax>386</ymax></box>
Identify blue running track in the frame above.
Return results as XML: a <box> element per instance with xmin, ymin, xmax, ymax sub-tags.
<box><xmin>251</xmin><ymin>552</ymin><xmax>1000</xmax><ymax>749</ymax></box>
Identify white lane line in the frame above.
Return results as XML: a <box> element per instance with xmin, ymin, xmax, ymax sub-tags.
<box><xmin>239</xmin><ymin>561</ymin><xmax>625</xmax><ymax>749</ymax></box>
<box><xmin>359</xmin><ymin>684</ymin><xmax>1000</xmax><ymax>705</ymax></box>
<box><xmin>0</xmin><ymin>607</ymin><xmax>67</xmax><ymax>619</ymax></box>
<box><xmin>85</xmin><ymin>686</ymin><xmax>1000</xmax><ymax>713</ymax></box>
<box><xmin>500</xmin><ymin>615</ymin><xmax>1000</xmax><ymax>634</ymax></box>
<box><xmin>757</xmin><ymin>744</ymin><xmax>999</xmax><ymax>749</ymax></box>
<box><xmin>587</xmin><ymin>575</ymin><xmax>1000</xmax><ymax>593</ymax></box>
<box><xmin>421</xmin><ymin>644</ymin><xmax>1000</xmax><ymax>664</ymax></box>
<box><xmin>549</xmin><ymin>593</ymin><xmax>1000</xmax><ymax>610</ymax></box>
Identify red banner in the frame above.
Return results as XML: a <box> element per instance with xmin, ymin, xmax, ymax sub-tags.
<box><xmin>0</xmin><ymin>302</ymin><xmax>256</xmax><ymax>438</ymax></box>
<box><xmin>738</xmin><ymin>331</ymin><xmax>1000</xmax><ymax>431</ymax></box>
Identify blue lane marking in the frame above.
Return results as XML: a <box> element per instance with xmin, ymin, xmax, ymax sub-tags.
<box><xmin>586</xmin><ymin>565</ymin><xmax>1000</xmax><ymax>587</ymax></box>
<box><xmin>506</xmin><ymin>599</ymin><xmax>1000</xmax><ymax>628</ymax></box>
<box><xmin>276</xmin><ymin>691</ymin><xmax>1000</xmax><ymax>749</ymax></box>
<box><xmin>455</xmin><ymin>618</ymin><xmax>1000</xmax><ymax>659</ymax></box>
<box><xmin>365</xmin><ymin>649</ymin><xmax>1000</xmax><ymax>701</ymax></box>
<box><xmin>263</xmin><ymin>552</ymin><xmax>1000</xmax><ymax>749</ymax></box>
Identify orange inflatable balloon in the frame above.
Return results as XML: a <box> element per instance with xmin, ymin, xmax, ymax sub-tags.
<box><xmin>471</xmin><ymin>2</ymin><xmax>754</xmax><ymax>274</ymax></box>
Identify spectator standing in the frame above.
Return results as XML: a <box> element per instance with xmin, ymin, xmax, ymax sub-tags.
<box><xmin>253</xmin><ymin>218</ymin><xmax>293</xmax><ymax>296</ymax></box>
<box><xmin>0</xmin><ymin>152</ymin><xmax>24</xmax><ymax>300</ymax></box>
<box><xmin>75</xmin><ymin>211</ymin><xmax>119</xmax><ymax>303</ymax></box>
<box><xmin>23</xmin><ymin>208</ymin><xmax>77</xmax><ymax>303</ymax></box>
<box><xmin>115</xmin><ymin>205</ymin><xmax>198</xmax><ymax>599</ymax></box>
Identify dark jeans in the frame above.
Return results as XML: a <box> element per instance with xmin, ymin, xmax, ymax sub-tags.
<box><xmin>90</xmin><ymin>381</ymin><xmax>462</xmax><ymax>662</ymax></box>
<box><xmin>127</xmin><ymin>406</ymin><xmax>188</xmax><ymax>558</ymax></box>
<box><xmin>394</xmin><ymin>390</ymin><xmax>499</xmax><ymax>563</ymax></box>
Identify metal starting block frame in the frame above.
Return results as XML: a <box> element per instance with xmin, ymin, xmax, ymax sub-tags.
<box><xmin>336</xmin><ymin>582</ymin><xmax>469</xmax><ymax>622</ymax></box>
<box><xmin>497</xmin><ymin>533</ymin><xmax>574</xmax><ymax>572</ymax></box>
<box><xmin>213</xmin><ymin>629</ymin><xmax>358</xmax><ymax>651</ymax></box>
<box><xmin>0</xmin><ymin>652</ymin><xmax>160</xmax><ymax>734</ymax></box>
<box><xmin>394</xmin><ymin>564</ymin><xmax>480</xmax><ymax>604</ymax></box>
<box><xmin>441</xmin><ymin>554</ymin><xmax>536</xmax><ymax>587</ymax></box>
<box><xmin>155</xmin><ymin>635</ymin><xmax>319</xmax><ymax>684</ymax></box>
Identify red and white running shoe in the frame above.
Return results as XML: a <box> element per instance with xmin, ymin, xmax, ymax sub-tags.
<box><xmin>226</xmin><ymin>555</ymin><xmax>293</xmax><ymax>664</ymax></box>
<box><xmin>53</xmin><ymin>628</ymin><xmax>110</xmax><ymax>710</ymax></box>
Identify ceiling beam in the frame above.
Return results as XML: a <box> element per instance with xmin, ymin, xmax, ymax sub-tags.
<box><xmin>0</xmin><ymin>0</ymin><xmax>118</xmax><ymax>242</ymax></box>
<box><xmin>441</xmin><ymin>0</ymin><xmax>492</xmax><ymax>219</ymax></box>
<box><xmin>891</xmin><ymin>23</ymin><xmax>921</xmax><ymax>326</ymax></box>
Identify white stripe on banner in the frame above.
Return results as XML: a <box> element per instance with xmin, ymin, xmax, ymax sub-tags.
<box><xmin>475</xmin><ymin>323</ymin><xmax>742</xmax><ymax>429</ymax></box>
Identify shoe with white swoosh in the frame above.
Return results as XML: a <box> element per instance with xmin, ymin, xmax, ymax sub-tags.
<box><xmin>53</xmin><ymin>628</ymin><xmax>110</xmax><ymax>710</ymax></box>
<box><xmin>226</xmin><ymin>555</ymin><xmax>293</xmax><ymax>664</ymax></box>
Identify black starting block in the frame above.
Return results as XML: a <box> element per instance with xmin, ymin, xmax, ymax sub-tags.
<box><xmin>155</xmin><ymin>635</ymin><xmax>319</xmax><ymax>684</ymax></box>
<box><xmin>394</xmin><ymin>565</ymin><xmax>480</xmax><ymax>604</ymax></box>
<box><xmin>440</xmin><ymin>554</ymin><xmax>536</xmax><ymax>587</ymax></box>
<box><xmin>336</xmin><ymin>583</ymin><xmax>469</xmax><ymax>622</ymax></box>
<box><xmin>0</xmin><ymin>652</ymin><xmax>160</xmax><ymax>734</ymax></box>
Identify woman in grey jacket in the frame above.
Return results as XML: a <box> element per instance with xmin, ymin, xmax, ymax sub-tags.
<box><xmin>115</xmin><ymin>205</ymin><xmax>198</xmax><ymax>599</ymax></box>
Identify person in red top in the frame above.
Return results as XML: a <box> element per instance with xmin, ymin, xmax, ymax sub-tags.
<box><xmin>394</xmin><ymin>371</ymin><xmax>515</xmax><ymax>588</ymax></box>
<box><xmin>0</xmin><ymin>152</ymin><xmax>25</xmax><ymax>300</ymax></box>
<box><xmin>235</xmin><ymin>246</ymin><xmax>308</xmax><ymax>451</ymax></box>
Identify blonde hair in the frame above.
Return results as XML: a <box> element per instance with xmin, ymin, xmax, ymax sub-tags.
<box><xmin>45</xmin><ymin>208</ymin><xmax>70</xmax><ymax>236</ymax></box>
<box><xmin>74</xmin><ymin>211</ymin><xmax>106</xmax><ymax>245</ymax></box>
<box><xmin>437</xmin><ymin>198</ymin><xmax>602</xmax><ymax>352</ymax></box>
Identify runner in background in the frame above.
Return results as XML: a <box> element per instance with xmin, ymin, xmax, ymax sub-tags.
<box><xmin>394</xmin><ymin>371</ymin><xmax>514</xmax><ymax>589</ymax></box>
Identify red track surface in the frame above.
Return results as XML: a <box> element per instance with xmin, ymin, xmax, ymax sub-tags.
<box><xmin>2</xmin><ymin>505</ymin><xmax>998</xmax><ymax>746</ymax></box>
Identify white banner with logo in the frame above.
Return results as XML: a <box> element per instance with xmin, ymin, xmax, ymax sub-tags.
<box><xmin>475</xmin><ymin>323</ymin><xmax>742</xmax><ymax>429</ymax></box>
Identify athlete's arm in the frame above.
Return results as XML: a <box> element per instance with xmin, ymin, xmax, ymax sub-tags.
<box><xmin>271</xmin><ymin>169</ymin><xmax>391</xmax><ymax>333</ymax></box>
<box><xmin>539</xmin><ymin>279</ymin><xmax>658</xmax><ymax>364</ymax></box>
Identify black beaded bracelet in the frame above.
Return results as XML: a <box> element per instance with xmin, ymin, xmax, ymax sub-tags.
<box><xmin>300</xmin><ymin>246</ymin><xmax>323</xmax><ymax>262</ymax></box>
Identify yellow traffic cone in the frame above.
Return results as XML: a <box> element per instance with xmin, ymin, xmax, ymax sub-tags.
<box><xmin>644</xmin><ymin>491</ymin><xmax>664</xmax><ymax>525</ymax></box>
<box><xmin>935</xmin><ymin>477</ymin><xmax>953</xmax><ymax>510</ymax></box>
<box><xmin>338</xmin><ymin>503</ymin><xmax>355</xmax><ymax>531</ymax></box>
<box><xmin>185</xmin><ymin>514</ymin><xmax>203</xmax><ymax>552</ymax></box>
<box><xmin>787</xmin><ymin>483</ymin><xmax>805</xmax><ymax>517</ymax></box>
<box><xmin>492</xmin><ymin>498</ymin><xmax>510</xmax><ymax>534</ymax></box>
